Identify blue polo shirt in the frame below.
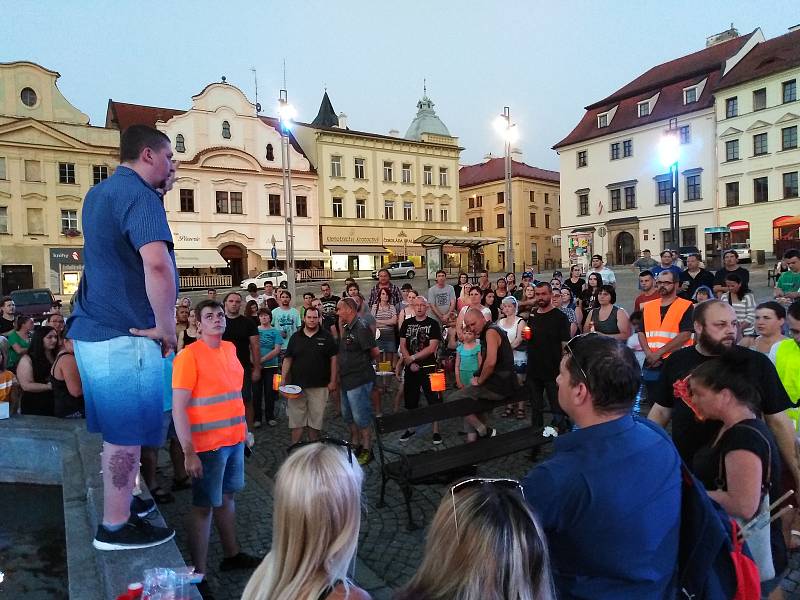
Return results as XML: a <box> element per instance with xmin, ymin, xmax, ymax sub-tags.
<box><xmin>651</xmin><ymin>264</ymin><xmax>683</xmax><ymax>280</ymax></box>
<box><xmin>522</xmin><ymin>415</ymin><xmax>680</xmax><ymax>599</ymax></box>
<box><xmin>68</xmin><ymin>166</ymin><xmax>177</xmax><ymax>341</ymax></box>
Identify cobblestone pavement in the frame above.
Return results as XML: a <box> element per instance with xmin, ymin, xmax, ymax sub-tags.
<box><xmin>156</xmin><ymin>264</ymin><xmax>800</xmax><ymax>599</ymax></box>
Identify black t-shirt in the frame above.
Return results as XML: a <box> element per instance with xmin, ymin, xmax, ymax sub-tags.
<box><xmin>678</xmin><ymin>268</ymin><xmax>715</xmax><ymax>300</ymax></box>
<box><xmin>285</xmin><ymin>328</ymin><xmax>337</xmax><ymax>388</ymax></box>
<box><xmin>319</xmin><ymin>295</ymin><xmax>340</xmax><ymax>328</ymax></box>
<box><xmin>399</xmin><ymin>317</ymin><xmax>441</xmax><ymax>370</ymax></box>
<box><xmin>0</xmin><ymin>316</ymin><xmax>14</xmax><ymax>336</ymax></box>
<box><xmin>337</xmin><ymin>317</ymin><xmax>377</xmax><ymax>391</ymax></box>
<box><xmin>222</xmin><ymin>314</ymin><xmax>258</xmax><ymax>370</ymax></box>
<box><xmin>563</xmin><ymin>278</ymin><xmax>585</xmax><ymax>299</ymax></box>
<box><xmin>713</xmin><ymin>266</ymin><xmax>750</xmax><ymax>289</ymax></box>
<box><xmin>654</xmin><ymin>346</ymin><xmax>791</xmax><ymax>465</ymax></box>
<box><xmin>526</xmin><ymin>308</ymin><xmax>570</xmax><ymax>380</ymax></box>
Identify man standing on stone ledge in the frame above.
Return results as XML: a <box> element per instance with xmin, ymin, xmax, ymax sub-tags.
<box><xmin>69</xmin><ymin>125</ymin><xmax>176</xmax><ymax>550</ymax></box>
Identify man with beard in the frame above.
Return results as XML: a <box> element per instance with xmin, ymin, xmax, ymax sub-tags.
<box><xmin>526</xmin><ymin>282</ymin><xmax>571</xmax><ymax>430</ymax></box>
<box><xmin>648</xmin><ymin>300</ymin><xmax>799</xmax><ymax>494</ymax></box>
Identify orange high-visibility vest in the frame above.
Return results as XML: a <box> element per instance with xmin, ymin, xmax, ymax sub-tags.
<box><xmin>643</xmin><ymin>297</ymin><xmax>694</xmax><ymax>358</ymax></box>
<box><xmin>172</xmin><ymin>340</ymin><xmax>247</xmax><ymax>453</ymax></box>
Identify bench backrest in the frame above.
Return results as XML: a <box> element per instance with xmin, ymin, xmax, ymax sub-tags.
<box><xmin>375</xmin><ymin>395</ymin><xmax>508</xmax><ymax>435</ymax></box>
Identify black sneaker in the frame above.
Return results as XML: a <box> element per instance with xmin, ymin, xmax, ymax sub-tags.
<box><xmin>131</xmin><ymin>495</ymin><xmax>156</xmax><ymax>517</ymax></box>
<box><xmin>93</xmin><ymin>515</ymin><xmax>175</xmax><ymax>551</ymax></box>
<box><xmin>480</xmin><ymin>427</ymin><xmax>497</xmax><ymax>439</ymax></box>
<box><xmin>196</xmin><ymin>580</ymin><xmax>216</xmax><ymax>600</ymax></box>
<box><xmin>432</xmin><ymin>433</ymin><xmax>443</xmax><ymax>445</ymax></box>
<box><xmin>219</xmin><ymin>551</ymin><xmax>262</xmax><ymax>571</ymax></box>
<box><xmin>399</xmin><ymin>429</ymin><xmax>416</xmax><ymax>443</ymax></box>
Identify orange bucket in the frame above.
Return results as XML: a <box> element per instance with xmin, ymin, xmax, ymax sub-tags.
<box><xmin>429</xmin><ymin>370</ymin><xmax>446</xmax><ymax>392</ymax></box>
<box><xmin>272</xmin><ymin>373</ymin><xmax>282</xmax><ymax>391</ymax></box>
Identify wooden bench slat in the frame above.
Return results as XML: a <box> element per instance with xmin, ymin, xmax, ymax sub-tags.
<box><xmin>376</xmin><ymin>396</ymin><xmax>512</xmax><ymax>434</ymax></box>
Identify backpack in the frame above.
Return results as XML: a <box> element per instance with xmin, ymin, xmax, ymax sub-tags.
<box><xmin>638</xmin><ymin>419</ymin><xmax>760</xmax><ymax>599</ymax></box>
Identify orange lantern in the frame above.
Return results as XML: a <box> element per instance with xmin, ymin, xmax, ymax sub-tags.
<box><xmin>272</xmin><ymin>373</ymin><xmax>282</xmax><ymax>391</ymax></box>
<box><xmin>522</xmin><ymin>326</ymin><xmax>532</xmax><ymax>340</ymax></box>
<box><xmin>429</xmin><ymin>370</ymin><xmax>446</xmax><ymax>392</ymax></box>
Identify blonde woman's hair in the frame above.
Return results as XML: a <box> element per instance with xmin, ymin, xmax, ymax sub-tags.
<box><xmin>396</xmin><ymin>482</ymin><xmax>554</xmax><ymax>600</ymax></box>
<box><xmin>242</xmin><ymin>443</ymin><xmax>364</xmax><ymax>600</ymax></box>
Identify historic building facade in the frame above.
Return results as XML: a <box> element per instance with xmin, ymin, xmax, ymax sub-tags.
<box><xmin>107</xmin><ymin>81</ymin><xmax>320</xmax><ymax>286</ymax></box>
<box><xmin>0</xmin><ymin>61</ymin><xmax>119</xmax><ymax>296</ymax></box>
<box><xmin>460</xmin><ymin>156</ymin><xmax>560</xmax><ymax>272</ymax></box>
<box><xmin>293</xmin><ymin>91</ymin><xmax>464</xmax><ymax>274</ymax></box>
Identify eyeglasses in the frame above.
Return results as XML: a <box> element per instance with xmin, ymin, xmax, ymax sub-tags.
<box><xmin>450</xmin><ymin>478</ymin><xmax>525</xmax><ymax>541</ymax></box>
<box><xmin>563</xmin><ymin>332</ymin><xmax>598</xmax><ymax>382</ymax></box>
<box><xmin>287</xmin><ymin>437</ymin><xmax>354</xmax><ymax>465</ymax></box>
<box><xmin>656</xmin><ymin>280</ymin><xmax>675</xmax><ymax>286</ymax></box>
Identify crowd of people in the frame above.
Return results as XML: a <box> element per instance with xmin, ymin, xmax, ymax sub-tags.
<box><xmin>7</xmin><ymin>122</ymin><xmax>800</xmax><ymax>600</ymax></box>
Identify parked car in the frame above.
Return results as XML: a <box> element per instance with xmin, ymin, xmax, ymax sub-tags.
<box><xmin>730</xmin><ymin>242</ymin><xmax>751</xmax><ymax>263</ymax></box>
<box><xmin>240</xmin><ymin>270</ymin><xmax>288</xmax><ymax>290</ymax></box>
<box><xmin>10</xmin><ymin>288</ymin><xmax>56</xmax><ymax>320</ymax></box>
<box><xmin>677</xmin><ymin>246</ymin><xmax>702</xmax><ymax>263</ymax></box>
<box><xmin>371</xmin><ymin>261</ymin><xmax>416</xmax><ymax>279</ymax></box>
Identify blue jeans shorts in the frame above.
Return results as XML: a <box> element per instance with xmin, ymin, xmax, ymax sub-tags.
<box><xmin>74</xmin><ymin>336</ymin><xmax>164</xmax><ymax>447</ymax></box>
<box><xmin>192</xmin><ymin>442</ymin><xmax>245</xmax><ymax>508</ymax></box>
<box><xmin>341</xmin><ymin>381</ymin><xmax>374</xmax><ymax>428</ymax></box>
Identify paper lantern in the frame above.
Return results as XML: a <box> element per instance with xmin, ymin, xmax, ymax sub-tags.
<box><xmin>429</xmin><ymin>370</ymin><xmax>446</xmax><ymax>392</ymax></box>
<box><xmin>272</xmin><ymin>373</ymin><xmax>282</xmax><ymax>391</ymax></box>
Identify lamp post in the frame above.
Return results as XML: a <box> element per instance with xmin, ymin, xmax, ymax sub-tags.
<box><xmin>494</xmin><ymin>107</ymin><xmax>518</xmax><ymax>273</ymax></box>
<box><xmin>278</xmin><ymin>89</ymin><xmax>297</xmax><ymax>300</ymax></box>
<box><xmin>659</xmin><ymin>124</ymin><xmax>680</xmax><ymax>251</ymax></box>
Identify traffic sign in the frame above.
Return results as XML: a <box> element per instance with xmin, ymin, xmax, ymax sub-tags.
<box><xmin>271</xmin><ymin>247</ymin><xmax>278</xmax><ymax>261</ymax></box>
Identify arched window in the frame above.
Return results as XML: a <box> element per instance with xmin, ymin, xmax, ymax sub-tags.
<box><xmin>175</xmin><ymin>134</ymin><xmax>186</xmax><ymax>153</ymax></box>
<box><xmin>222</xmin><ymin>121</ymin><xmax>231</xmax><ymax>139</ymax></box>
<box><xmin>266</xmin><ymin>144</ymin><xmax>274</xmax><ymax>161</ymax></box>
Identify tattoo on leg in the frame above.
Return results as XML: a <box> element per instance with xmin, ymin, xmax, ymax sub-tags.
<box><xmin>108</xmin><ymin>450</ymin><xmax>137</xmax><ymax>490</ymax></box>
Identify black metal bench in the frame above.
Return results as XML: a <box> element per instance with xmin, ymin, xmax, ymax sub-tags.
<box><xmin>374</xmin><ymin>394</ymin><xmax>552</xmax><ymax>529</ymax></box>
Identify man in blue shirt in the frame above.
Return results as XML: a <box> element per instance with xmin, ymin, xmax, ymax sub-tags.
<box><xmin>651</xmin><ymin>249</ymin><xmax>683</xmax><ymax>280</ymax></box>
<box><xmin>522</xmin><ymin>334</ymin><xmax>680</xmax><ymax>599</ymax></box>
<box><xmin>69</xmin><ymin>125</ymin><xmax>178</xmax><ymax>551</ymax></box>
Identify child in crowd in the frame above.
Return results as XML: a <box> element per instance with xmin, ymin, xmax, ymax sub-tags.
<box><xmin>693</xmin><ymin>285</ymin><xmax>714</xmax><ymax>303</ymax></box>
<box><xmin>455</xmin><ymin>329</ymin><xmax>481</xmax><ymax>390</ymax></box>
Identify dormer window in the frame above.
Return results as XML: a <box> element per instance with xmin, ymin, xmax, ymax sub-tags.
<box><xmin>175</xmin><ymin>134</ymin><xmax>186</xmax><ymax>153</ymax></box>
<box><xmin>597</xmin><ymin>113</ymin><xmax>608</xmax><ymax>128</ymax></box>
<box><xmin>683</xmin><ymin>86</ymin><xmax>698</xmax><ymax>105</ymax></box>
<box><xmin>266</xmin><ymin>144</ymin><xmax>274</xmax><ymax>161</ymax></box>
<box><xmin>222</xmin><ymin>121</ymin><xmax>231</xmax><ymax>139</ymax></box>
<box><xmin>637</xmin><ymin>101</ymin><xmax>650</xmax><ymax>118</ymax></box>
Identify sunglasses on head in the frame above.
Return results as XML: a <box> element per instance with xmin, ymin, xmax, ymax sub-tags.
<box><xmin>563</xmin><ymin>332</ymin><xmax>600</xmax><ymax>382</ymax></box>
<box><xmin>450</xmin><ymin>478</ymin><xmax>525</xmax><ymax>541</ymax></box>
<box><xmin>287</xmin><ymin>437</ymin><xmax>355</xmax><ymax>465</ymax></box>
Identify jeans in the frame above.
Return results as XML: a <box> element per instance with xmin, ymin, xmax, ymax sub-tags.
<box><xmin>403</xmin><ymin>365</ymin><xmax>442</xmax><ymax>410</ymax></box>
<box><xmin>253</xmin><ymin>366</ymin><xmax>278</xmax><ymax>422</ymax></box>
<box><xmin>528</xmin><ymin>377</ymin><xmax>567</xmax><ymax>429</ymax></box>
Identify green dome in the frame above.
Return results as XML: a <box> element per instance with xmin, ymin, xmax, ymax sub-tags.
<box><xmin>405</xmin><ymin>94</ymin><xmax>451</xmax><ymax>140</ymax></box>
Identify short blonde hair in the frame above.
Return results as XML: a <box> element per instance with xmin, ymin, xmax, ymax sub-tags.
<box><xmin>241</xmin><ymin>443</ymin><xmax>364</xmax><ymax>600</ymax></box>
<box><xmin>397</xmin><ymin>482</ymin><xmax>554</xmax><ymax>600</ymax></box>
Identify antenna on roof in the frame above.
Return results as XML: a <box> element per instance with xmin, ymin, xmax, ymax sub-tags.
<box><xmin>251</xmin><ymin>67</ymin><xmax>261</xmax><ymax>114</ymax></box>
<box><xmin>282</xmin><ymin>59</ymin><xmax>287</xmax><ymax>89</ymax></box>
<box><xmin>423</xmin><ymin>78</ymin><xmax>427</xmax><ymax>96</ymax></box>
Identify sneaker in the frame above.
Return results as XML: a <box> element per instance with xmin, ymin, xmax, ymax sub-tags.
<box><xmin>246</xmin><ymin>431</ymin><xmax>255</xmax><ymax>448</ymax></box>
<box><xmin>253</xmin><ymin>420</ymin><xmax>262</xmax><ymax>429</ymax></box>
<box><xmin>399</xmin><ymin>429</ymin><xmax>416</xmax><ymax>443</ymax></box>
<box><xmin>480</xmin><ymin>427</ymin><xmax>497</xmax><ymax>439</ymax></box>
<box><xmin>357</xmin><ymin>449</ymin><xmax>374</xmax><ymax>466</ymax></box>
<box><xmin>219</xmin><ymin>551</ymin><xmax>262</xmax><ymax>572</ymax></box>
<box><xmin>267</xmin><ymin>419</ymin><xmax>277</xmax><ymax>427</ymax></box>
<box><xmin>93</xmin><ymin>514</ymin><xmax>175</xmax><ymax>551</ymax></box>
<box><xmin>131</xmin><ymin>494</ymin><xmax>157</xmax><ymax>517</ymax></box>
<box><xmin>432</xmin><ymin>433</ymin><xmax>443</xmax><ymax>445</ymax></box>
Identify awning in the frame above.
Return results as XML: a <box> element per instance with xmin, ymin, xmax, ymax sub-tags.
<box><xmin>252</xmin><ymin>249</ymin><xmax>330</xmax><ymax>261</ymax></box>
<box><xmin>326</xmin><ymin>245</ymin><xmax>389</xmax><ymax>255</ymax></box>
<box><xmin>174</xmin><ymin>249</ymin><xmax>228</xmax><ymax>268</ymax></box>
<box><xmin>413</xmin><ymin>235</ymin><xmax>502</xmax><ymax>249</ymax></box>
<box><xmin>774</xmin><ymin>215</ymin><xmax>800</xmax><ymax>227</ymax></box>
<box><xmin>727</xmin><ymin>220</ymin><xmax>750</xmax><ymax>231</ymax></box>
<box><xmin>570</xmin><ymin>226</ymin><xmax>596</xmax><ymax>234</ymax></box>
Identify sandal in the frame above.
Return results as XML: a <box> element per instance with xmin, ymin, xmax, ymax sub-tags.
<box><xmin>516</xmin><ymin>408</ymin><xmax>526</xmax><ymax>420</ymax></box>
<box><xmin>172</xmin><ymin>476</ymin><xmax>192</xmax><ymax>491</ymax></box>
<box><xmin>501</xmin><ymin>406</ymin><xmax>514</xmax><ymax>418</ymax></box>
<box><xmin>151</xmin><ymin>486</ymin><xmax>175</xmax><ymax>504</ymax></box>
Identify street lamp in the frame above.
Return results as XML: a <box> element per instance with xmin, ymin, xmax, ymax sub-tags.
<box><xmin>659</xmin><ymin>126</ymin><xmax>680</xmax><ymax>251</ymax></box>
<box><xmin>494</xmin><ymin>107</ymin><xmax>518</xmax><ymax>273</ymax></box>
<box><xmin>277</xmin><ymin>89</ymin><xmax>297</xmax><ymax>300</ymax></box>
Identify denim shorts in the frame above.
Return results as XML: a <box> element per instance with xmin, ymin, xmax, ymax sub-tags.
<box><xmin>341</xmin><ymin>381</ymin><xmax>374</xmax><ymax>428</ymax></box>
<box><xmin>192</xmin><ymin>442</ymin><xmax>245</xmax><ymax>508</ymax></box>
<box><xmin>74</xmin><ymin>336</ymin><xmax>164</xmax><ymax>447</ymax></box>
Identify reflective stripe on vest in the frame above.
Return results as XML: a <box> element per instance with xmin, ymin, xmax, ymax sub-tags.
<box><xmin>191</xmin><ymin>415</ymin><xmax>246</xmax><ymax>433</ymax></box>
<box><xmin>643</xmin><ymin>297</ymin><xmax>694</xmax><ymax>358</ymax></box>
<box><xmin>775</xmin><ymin>339</ymin><xmax>800</xmax><ymax>403</ymax></box>
<box><xmin>190</xmin><ymin>390</ymin><xmax>242</xmax><ymax>407</ymax></box>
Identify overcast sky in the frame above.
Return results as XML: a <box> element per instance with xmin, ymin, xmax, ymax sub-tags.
<box><xmin>5</xmin><ymin>1</ymin><xmax>798</xmax><ymax>170</ymax></box>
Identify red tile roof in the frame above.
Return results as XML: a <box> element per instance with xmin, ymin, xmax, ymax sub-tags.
<box><xmin>717</xmin><ymin>28</ymin><xmax>800</xmax><ymax>90</ymax></box>
<box><xmin>553</xmin><ymin>32</ymin><xmax>755</xmax><ymax>149</ymax></box>
<box><xmin>459</xmin><ymin>157</ymin><xmax>559</xmax><ymax>188</ymax></box>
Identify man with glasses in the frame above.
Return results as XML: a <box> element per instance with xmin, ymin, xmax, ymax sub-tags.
<box><xmin>522</xmin><ymin>334</ymin><xmax>681</xmax><ymax>599</ymax></box>
<box><xmin>638</xmin><ymin>270</ymin><xmax>693</xmax><ymax>399</ymax></box>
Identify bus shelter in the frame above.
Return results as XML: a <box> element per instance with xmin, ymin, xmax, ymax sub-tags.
<box><xmin>414</xmin><ymin>234</ymin><xmax>502</xmax><ymax>286</ymax></box>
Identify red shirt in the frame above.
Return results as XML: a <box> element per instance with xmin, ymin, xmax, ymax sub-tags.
<box><xmin>634</xmin><ymin>291</ymin><xmax>660</xmax><ymax>313</ymax></box>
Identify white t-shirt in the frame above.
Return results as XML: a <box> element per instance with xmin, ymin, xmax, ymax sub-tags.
<box><xmin>589</xmin><ymin>266</ymin><xmax>617</xmax><ymax>286</ymax></box>
<box><xmin>427</xmin><ymin>284</ymin><xmax>456</xmax><ymax>321</ymax></box>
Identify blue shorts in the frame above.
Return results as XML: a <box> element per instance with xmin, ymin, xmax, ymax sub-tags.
<box><xmin>341</xmin><ymin>381</ymin><xmax>374</xmax><ymax>428</ymax></box>
<box><xmin>74</xmin><ymin>336</ymin><xmax>165</xmax><ymax>447</ymax></box>
<box><xmin>192</xmin><ymin>442</ymin><xmax>245</xmax><ymax>508</ymax></box>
